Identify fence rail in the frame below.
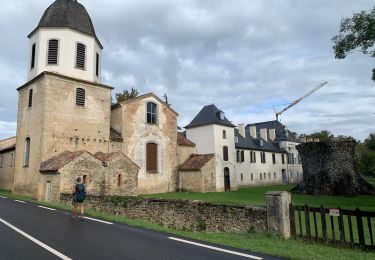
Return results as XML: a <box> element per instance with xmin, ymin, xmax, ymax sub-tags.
<box><xmin>289</xmin><ymin>203</ymin><xmax>375</xmax><ymax>250</ymax></box>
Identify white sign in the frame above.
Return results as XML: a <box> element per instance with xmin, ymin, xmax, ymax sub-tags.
<box><xmin>329</xmin><ymin>208</ymin><xmax>340</xmax><ymax>217</ymax></box>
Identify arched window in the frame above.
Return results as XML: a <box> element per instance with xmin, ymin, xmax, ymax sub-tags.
<box><xmin>47</xmin><ymin>39</ymin><xmax>59</xmax><ymax>65</ymax></box>
<box><xmin>76</xmin><ymin>88</ymin><xmax>85</xmax><ymax>107</ymax></box>
<box><xmin>76</xmin><ymin>43</ymin><xmax>86</xmax><ymax>69</ymax></box>
<box><xmin>146</xmin><ymin>102</ymin><xmax>157</xmax><ymax>124</ymax></box>
<box><xmin>223</xmin><ymin>146</ymin><xmax>228</xmax><ymax>161</ymax></box>
<box><xmin>82</xmin><ymin>175</ymin><xmax>87</xmax><ymax>184</ymax></box>
<box><xmin>31</xmin><ymin>43</ymin><xmax>36</xmax><ymax>69</ymax></box>
<box><xmin>23</xmin><ymin>137</ymin><xmax>30</xmax><ymax>167</ymax></box>
<box><xmin>117</xmin><ymin>174</ymin><xmax>122</xmax><ymax>186</ymax></box>
<box><xmin>28</xmin><ymin>89</ymin><xmax>33</xmax><ymax>108</ymax></box>
<box><xmin>146</xmin><ymin>143</ymin><xmax>158</xmax><ymax>173</ymax></box>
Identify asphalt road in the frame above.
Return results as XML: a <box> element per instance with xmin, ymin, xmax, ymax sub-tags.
<box><xmin>0</xmin><ymin>196</ymin><xmax>283</xmax><ymax>260</ymax></box>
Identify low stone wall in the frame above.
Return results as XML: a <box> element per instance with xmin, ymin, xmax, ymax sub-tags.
<box><xmin>61</xmin><ymin>194</ymin><xmax>266</xmax><ymax>232</ymax></box>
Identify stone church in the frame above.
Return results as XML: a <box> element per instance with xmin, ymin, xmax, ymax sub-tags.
<box><xmin>0</xmin><ymin>0</ymin><xmax>303</xmax><ymax>202</ymax></box>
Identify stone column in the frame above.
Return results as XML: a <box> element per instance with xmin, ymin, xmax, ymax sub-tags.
<box><xmin>266</xmin><ymin>191</ymin><xmax>291</xmax><ymax>238</ymax></box>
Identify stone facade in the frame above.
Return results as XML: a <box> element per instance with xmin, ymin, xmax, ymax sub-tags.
<box><xmin>111</xmin><ymin>94</ymin><xmax>179</xmax><ymax>194</ymax></box>
<box><xmin>60</xmin><ymin>194</ymin><xmax>267</xmax><ymax>232</ymax></box>
<box><xmin>0</xmin><ymin>147</ymin><xmax>15</xmax><ymax>190</ymax></box>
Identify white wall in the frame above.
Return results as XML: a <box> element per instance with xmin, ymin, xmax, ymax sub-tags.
<box><xmin>279</xmin><ymin>141</ymin><xmax>303</xmax><ymax>183</ymax></box>
<box><xmin>27</xmin><ymin>28</ymin><xmax>102</xmax><ymax>83</ymax></box>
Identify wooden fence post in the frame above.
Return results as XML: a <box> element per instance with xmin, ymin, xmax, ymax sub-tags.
<box><xmin>289</xmin><ymin>203</ymin><xmax>296</xmax><ymax>239</ymax></box>
<box><xmin>320</xmin><ymin>204</ymin><xmax>327</xmax><ymax>243</ymax></box>
<box><xmin>356</xmin><ymin>207</ymin><xmax>365</xmax><ymax>248</ymax></box>
<box><xmin>305</xmin><ymin>204</ymin><xmax>311</xmax><ymax>239</ymax></box>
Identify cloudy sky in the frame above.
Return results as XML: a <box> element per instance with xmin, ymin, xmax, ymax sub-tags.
<box><xmin>0</xmin><ymin>0</ymin><xmax>374</xmax><ymax>141</ymax></box>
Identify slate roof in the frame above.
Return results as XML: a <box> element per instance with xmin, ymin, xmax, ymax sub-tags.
<box><xmin>40</xmin><ymin>150</ymin><xmax>86</xmax><ymax>172</ymax></box>
<box><xmin>110</xmin><ymin>128</ymin><xmax>123</xmax><ymax>142</ymax></box>
<box><xmin>246</xmin><ymin>120</ymin><xmax>299</xmax><ymax>142</ymax></box>
<box><xmin>29</xmin><ymin>0</ymin><xmax>102</xmax><ymax>48</ymax></box>
<box><xmin>177</xmin><ymin>133</ymin><xmax>196</xmax><ymax>147</ymax></box>
<box><xmin>235</xmin><ymin>129</ymin><xmax>286</xmax><ymax>153</ymax></box>
<box><xmin>185</xmin><ymin>104</ymin><xmax>235</xmax><ymax>129</ymax></box>
<box><xmin>179</xmin><ymin>154</ymin><xmax>214</xmax><ymax>170</ymax></box>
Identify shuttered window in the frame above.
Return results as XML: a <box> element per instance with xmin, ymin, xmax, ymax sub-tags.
<box><xmin>96</xmin><ymin>53</ymin><xmax>100</xmax><ymax>76</ymax></box>
<box><xmin>31</xmin><ymin>43</ymin><xmax>36</xmax><ymax>69</ymax></box>
<box><xmin>146</xmin><ymin>102</ymin><xmax>157</xmax><ymax>124</ymax></box>
<box><xmin>76</xmin><ymin>88</ymin><xmax>85</xmax><ymax>107</ymax></box>
<box><xmin>47</xmin><ymin>39</ymin><xmax>59</xmax><ymax>65</ymax></box>
<box><xmin>76</xmin><ymin>43</ymin><xmax>86</xmax><ymax>69</ymax></box>
<box><xmin>28</xmin><ymin>89</ymin><xmax>33</xmax><ymax>108</ymax></box>
<box><xmin>146</xmin><ymin>143</ymin><xmax>158</xmax><ymax>173</ymax></box>
<box><xmin>24</xmin><ymin>137</ymin><xmax>30</xmax><ymax>167</ymax></box>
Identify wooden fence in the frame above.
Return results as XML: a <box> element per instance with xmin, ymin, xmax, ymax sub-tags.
<box><xmin>289</xmin><ymin>203</ymin><xmax>375</xmax><ymax>250</ymax></box>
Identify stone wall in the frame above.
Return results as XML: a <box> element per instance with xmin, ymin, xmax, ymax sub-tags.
<box><xmin>0</xmin><ymin>149</ymin><xmax>15</xmax><ymax>190</ymax></box>
<box><xmin>60</xmin><ymin>194</ymin><xmax>267</xmax><ymax>232</ymax></box>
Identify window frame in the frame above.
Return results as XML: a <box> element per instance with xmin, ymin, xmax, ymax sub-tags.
<box><xmin>75</xmin><ymin>88</ymin><xmax>86</xmax><ymax>107</ymax></box>
<box><xmin>75</xmin><ymin>42</ymin><xmax>87</xmax><ymax>70</ymax></box>
<box><xmin>46</xmin><ymin>38</ymin><xmax>59</xmax><ymax>66</ymax></box>
<box><xmin>23</xmin><ymin>137</ymin><xmax>31</xmax><ymax>167</ymax></box>
<box><xmin>146</xmin><ymin>102</ymin><xmax>158</xmax><ymax>124</ymax></box>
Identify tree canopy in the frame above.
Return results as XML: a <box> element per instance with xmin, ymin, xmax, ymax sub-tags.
<box><xmin>332</xmin><ymin>6</ymin><xmax>375</xmax><ymax>81</ymax></box>
<box><xmin>114</xmin><ymin>87</ymin><xmax>139</xmax><ymax>103</ymax></box>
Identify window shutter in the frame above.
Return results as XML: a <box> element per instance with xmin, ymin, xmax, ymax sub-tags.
<box><xmin>76</xmin><ymin>88</ymin><xmax>85</xmax><ymax>107</ymax></box>
<box><xmin>76</xmin><ymin>43</ymin><xmax>86</xmax><ymax>69</ymax></box>
<box><xmin>47</xmin><ymin>39</ymin><xmax>58</xmax><ymax>65</ymax></box>
<box><xmin>146</xmin><ymin>143</ymin><xmax>157</xmax><ymax>172</ymax></box>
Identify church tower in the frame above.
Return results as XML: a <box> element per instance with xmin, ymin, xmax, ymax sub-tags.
<box><xmin>13</xmin><ymin>0</ymin><xmax>112</xmax><ymax>200</ymax></box>
<box><xmin>27</xmin><ymin>0</ymin><xmax>102</xmax><ymax>83</ymax></box>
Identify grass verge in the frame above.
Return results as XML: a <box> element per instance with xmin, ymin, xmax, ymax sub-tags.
<box><xmin>1</xmin><ymin>190</ymin><xmax>374</xmax><ymax>260</ymax></box>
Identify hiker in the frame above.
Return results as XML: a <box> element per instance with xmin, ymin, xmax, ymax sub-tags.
<box><xmin>72</xmin><ymin>177</ymin><xmax>86</xmax><ymax>221</ymax></box>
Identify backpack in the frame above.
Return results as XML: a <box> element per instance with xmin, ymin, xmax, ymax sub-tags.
<box><xmin>75</xmin><ymin>183</ymin><xmax>86</xmax><ymax>202</ymax></box>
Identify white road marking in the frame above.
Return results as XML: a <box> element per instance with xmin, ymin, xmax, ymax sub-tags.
<box><xmin>38</xmin><ymin>206</ymin><xmax>56</xmax><ymax>211</ymax></box>
<box><xmin>84</xmin><ymin>216</ymin><xmax>113</xmax><ymax>225</ymax></box>
<box><xmin>168</xmin><ymin>237</ymin><xmax>263</xmax><ymax>260</ymax></box>
<box><xmin>14</xmin><ymin>200</ymin><xmax>26</xmax><ymax>204</ymax></box>
<box><xmin>0</xmin><ymin>196</ymin><xmax>7</xmax><ymax>199</ymax></box>
<box><xmin>0</xmin><ymin>218</ymin><xmax>72</xmax><ymax>260</ymax></box>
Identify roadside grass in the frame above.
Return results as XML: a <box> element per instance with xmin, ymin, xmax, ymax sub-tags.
<box><xmin>143</xmin><ymin>183</ymin><xmax>375</xmax><ymax>211</ymax></box>
<box><xmin>1</xmin><ymin>189</ymin><xmax>374</xmax><ymax>260</ymax></box>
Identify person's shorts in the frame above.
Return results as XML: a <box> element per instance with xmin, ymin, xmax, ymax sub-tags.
<box><xmin>72</xmin><ymin>198</ymin><xmax>84</xmax><ymax>206</ymax></box>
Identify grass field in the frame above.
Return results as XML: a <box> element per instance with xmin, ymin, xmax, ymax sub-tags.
<box><xmin>144</xmin><ymin>180</ymin><xmax>375</xmax><ymax>211</ymax></box>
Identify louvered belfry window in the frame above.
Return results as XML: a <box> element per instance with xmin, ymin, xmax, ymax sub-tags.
<box><xmin>76</xmin><ymin>88</ymin><xmax>85</xmax><ymax>107</ymax></box>
<box><xmin>146</xmin><ymin>143</ymin><xmax>158</xmax><ymax>173</ymax></box>
<box><xmin>28</xmin><ymin>89</ymin><xmax>33</xmax><ymax>108</ymax></box>
<box><xmin>47</xmin><ymin>39</ymin><xmax>58</xmax><ymax>65</ymax></box>
<box><xmin>76</xmin><ymin>43</ymin><xmax>86</xmax><ymax>69</ymax></box>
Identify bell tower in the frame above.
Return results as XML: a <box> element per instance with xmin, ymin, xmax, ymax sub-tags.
<box><xmin>27</xmin><ymin>0</ymin><xmax>103</xmax><ymax>83</ymax></box>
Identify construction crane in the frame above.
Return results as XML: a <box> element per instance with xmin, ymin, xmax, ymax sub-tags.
<box><xmin>275</xmin><ymin>81</ymin><xmax>328</xmax><ymax>121</ymax></box>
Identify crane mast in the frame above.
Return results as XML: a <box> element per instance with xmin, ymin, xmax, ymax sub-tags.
<box><xmin>275</xmin><ymin>81</ymin><xmax>328</xmax><ymax>121</ymax></box>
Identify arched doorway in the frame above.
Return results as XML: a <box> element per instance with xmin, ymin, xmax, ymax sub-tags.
<box><xmin>224</xmin><ymin>167</ymin><xmax>231</xmax><ymax>192</ymax></box>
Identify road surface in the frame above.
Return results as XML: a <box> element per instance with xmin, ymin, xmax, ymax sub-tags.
<box><xmin>0</xmin><ymin>196</ymin><xmax>283</xmax><ymax>260</ymax></box>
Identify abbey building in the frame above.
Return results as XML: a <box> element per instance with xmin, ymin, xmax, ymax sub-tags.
<box><xmin>0</xmin><ymin>0</ymin><xmax>303</xmax><ymax>202</ymax></box>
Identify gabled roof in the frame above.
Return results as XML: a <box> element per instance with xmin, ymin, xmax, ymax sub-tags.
<box><xmin>179</xmin><ymin>154</ymin><xmax>214</xmax><ymax>170</ymax></box>
<box><xmin>177</xmin><ymin>132</ymin><xmax>196</xmax><ymax>147</ymax></box>
<box><xmin>185</xmin><ymin>104</ymin><xmax>235</xmax><ymax>129</ymax></box>
<box><xmin>40</xmin><ymin>150</ymin><xmax>87</xmax><ymax>172</ymax></box>
<box><xmin>235</xmin><ymin>129</ymin><xmax>286</xmax><ymax>153</ymax></box>
<box><xmin>111</xmin><ymin>93</ymin><xmax>178</xmax><ymax>116</ymax></box>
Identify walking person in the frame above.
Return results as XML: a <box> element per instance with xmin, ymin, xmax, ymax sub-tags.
<box><xmin>72</xmin><ymin>177</ymin><xmax>86</xmax><ymax>221</ymax></box>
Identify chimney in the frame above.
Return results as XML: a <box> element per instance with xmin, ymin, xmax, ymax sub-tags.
<box><xmin>260</xmin><ymin>128</ymin><xmax>268</xmax><ymax>141</ymax></box>
<box><xmin>238</xmin><ymin>124</ymin><xmax>245</xmax><ymax>137</ymax></box>
<box><xmin>250</xmin><ymin>126</ymin><xmax>257</xmax><ymax>138</ymax></box>
<box><xmin>269</xmin><ymin>128</ymin><xmax>276</xmax><ymax>141</ymax></box>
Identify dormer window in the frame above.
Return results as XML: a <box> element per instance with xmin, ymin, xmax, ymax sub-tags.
<box><xmin>218</xmin><ymin>111</ymin><xmax>225</xmax><ymax>120</ymax></box>
<box><xmin>76</xmin><ymin>43</ymin><xmax>86</xmax><ymax>70</ymax></box>
<box><xmin>47</xmin><ymin>39</ymin><xmax>59</xmax><ymax>65</ymax></box>
<box><xmin>146</xmin><ymin>102</ymin><xmax>157</xmax><ymax>124</ymax></box>
<box><xmin>260</xmin><ymin>139</ymin><xmax>264</xmax><ymax>146</ymax></box>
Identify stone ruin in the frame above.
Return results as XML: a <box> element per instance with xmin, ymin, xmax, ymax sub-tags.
<box><xmin>293</xmin><ymin>141</ymin><xmax>373</xmax><ymax>196</ymax></box>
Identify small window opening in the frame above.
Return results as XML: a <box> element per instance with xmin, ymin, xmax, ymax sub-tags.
<box><xmin>76</xmin><ymin>88</ymin><xmax>85</xmax><ymax>107</ymax></box>
<box><xmin>222</xmin><ymin>130</ymin><xmax>226</xmax><ymax>139</ymax></box>
<box><xmin>10</xmin><ymin>153</ymin><xmax>13</xmax><ymax>167</ymax></box>
<box><xmin>117</xmin><ymin>174</ymin><xmax>122</xmax><ymax>186</ymax></box>
<box><xmin>82</xmin><ymin>175</ymin><xmax>87</xmax><ymax>184</ymax></box>
<box><xmin>28</xmin><ymin>89</ymin><xmax>33</xmax><ymax>108</ymax></box>
<box><xmin>31</xmin><ymin>43</ymin><xmax>36</xmax><ymax>69</ymax></box>
<box><xmin>96</xmin><ymin>53</ymin><xmax>100</xmax><ymax>76</ymax></box>
<box><xmin>240</xmin><ymin>173</ymin><xmax>243</xmax><ymax>181</ymax></box>
<box><xmin>274</xmin><ymin>172</ymin><xmax>276</xmax><ymax>179</ymax></box>
<box><xmin>0</xmin><ymin>155</ymin><xmax>3</xmax><ymax>168</ymax></box>
<box><xmin>223</xmin><ymin>146</ymin><xmax>228</xmax><ymax>161</ymax></box>
<box><xmin>251</xmin><ymin>173</ymin><xmax>253</xmax><ymax>181</ymax></box>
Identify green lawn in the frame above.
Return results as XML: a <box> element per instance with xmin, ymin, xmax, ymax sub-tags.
<box><xmin>144</xmin><ymin>181</ymin><xmax>375</xmax><ymax>211</ymax></box>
